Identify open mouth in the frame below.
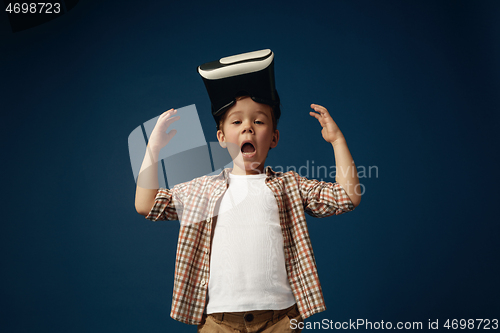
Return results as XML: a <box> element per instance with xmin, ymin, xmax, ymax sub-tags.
<box><xmin>241</xmin><ymin>142</ymin><xmax>256</xmax><ymax>157</ymax></box>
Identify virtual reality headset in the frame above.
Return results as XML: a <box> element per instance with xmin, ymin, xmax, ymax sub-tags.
<box><xmin>197</xmin><ymin>49</ymin><xmax>281</xmax><ymax>122</ymax></box>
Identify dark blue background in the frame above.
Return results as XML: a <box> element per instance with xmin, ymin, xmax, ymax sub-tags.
<box><xmin>1</xmin><ymin>1</ymin><xmax>499</xmax><ymax>332</ymax></box>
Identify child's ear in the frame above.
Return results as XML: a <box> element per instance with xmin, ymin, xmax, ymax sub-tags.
<box><xmin>217</xmin><ymin>130</ymin><xmax>227</xmax><ymax>148</ymax></box>
<box><xmin>270</xmin><ymin>129</ymin><xmax>280</xmax><ymax>149</ymax></box>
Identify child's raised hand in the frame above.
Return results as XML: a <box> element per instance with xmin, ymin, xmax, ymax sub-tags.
<box><xmin>309</xmin><ymin>104</ymin><xmax>345</xmax><ymax>146</ymax></box>
<box><xmin>148</xmin><ymin>108</ymin><xmax>180</xmax><ymax>152</ymax></box>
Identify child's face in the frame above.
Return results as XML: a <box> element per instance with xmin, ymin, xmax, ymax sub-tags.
<box><xmin>217</xmin><ymin>97</ymin><xmax>279</xmax><ymax>175</ymax></box>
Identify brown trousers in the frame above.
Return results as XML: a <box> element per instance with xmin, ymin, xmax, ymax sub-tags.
<box><xmin>197</xmin><ymin>303</ymin><xmax>303</xmax><ymax>333</ymax></box>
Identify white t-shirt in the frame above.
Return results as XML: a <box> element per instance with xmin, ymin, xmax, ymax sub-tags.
<box><xmin>206</xmin><ymin>173</ymin><xmax>296</xmax><ymax>314</ymax></box>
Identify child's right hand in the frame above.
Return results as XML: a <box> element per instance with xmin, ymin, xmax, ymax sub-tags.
<box><xmin>148</xmin><ymin>108</ymin><xmax>180</xmax><ymax>152</ymax></box>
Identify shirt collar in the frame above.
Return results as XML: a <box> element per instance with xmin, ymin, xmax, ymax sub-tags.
<box><xmin>218</xmin><ymin>166</ymin><xmax>279</xmax><ymax>181</ymax></box>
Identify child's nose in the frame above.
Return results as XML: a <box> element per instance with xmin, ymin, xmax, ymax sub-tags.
<box><xmin>241</xmin><ymin>122</ymin><xmax>254</xmax><ymax>134</ymax></box>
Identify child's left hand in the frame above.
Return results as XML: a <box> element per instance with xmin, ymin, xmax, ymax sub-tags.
<box><xmin>309</xmin><ymin>104</ymin><xmax>346</xmax><ymax>146</ymax></box>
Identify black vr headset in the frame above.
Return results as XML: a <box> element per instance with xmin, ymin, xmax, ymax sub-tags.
<box><xmin>197</xmin><ymin>49</ymin><xmax>281</xmax><ymax>123</ymax></box>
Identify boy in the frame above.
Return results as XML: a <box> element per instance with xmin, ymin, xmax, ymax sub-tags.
<box><xmin>135</xmin><ymin>49</ymin><xmax>361</xmax><ymax>332</ymax></box>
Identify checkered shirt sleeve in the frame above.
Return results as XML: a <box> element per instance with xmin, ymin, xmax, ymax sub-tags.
<box><xmin>145</xmin><ymin>187</ymin><xmax>182</xmax><ymax>221</ymax></box>
<box><xmin>298</xmin><ymin>174</ymin><xmax>354</xmax><ymax>217</ymax></box>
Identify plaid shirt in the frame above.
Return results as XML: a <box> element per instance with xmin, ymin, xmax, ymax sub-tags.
<box><xmin>146</xmin><ymin>166</ymin><xmax>354</xmax><ymax>325</ymax></box>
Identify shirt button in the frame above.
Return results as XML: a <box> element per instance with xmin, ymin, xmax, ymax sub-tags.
<box><xmin>207</xmin><ymin>217</ymin><xmax>211</xmax><ymax>223</ymax></box>
<box><xmin>205</xmin><ymin>248</ymin><xmax>210</xmax><ymax>254</ymax></box>
<box><xmin>201</xmin><ymin>279</ymin><xmax>206</xmax><ymax>286</ymax></box>
<box><xmin>244</xmin><ymin>314</ymin><xmax>254</xmax><ymax>322</ymax></box>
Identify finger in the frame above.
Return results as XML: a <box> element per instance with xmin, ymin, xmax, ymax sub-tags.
<box><xmin>310</xmin><ymin>109</ymin><xmax>327</xmax><ymax>119</ymax></box>
<box><xmin>309</xmin><ymin>111</ymin><xmax>321</xmax><ymax>119</ymax></box>
<box><xmin>309</xmin><ymin>110</ymin><xmax>324</xmax><ymax>120</ymax></box>
<box><xmin>159</xmin><ymin>108</ymin><xmax>177</xmax><ymax>120</ymax></box>
<box><xmin>310</xmin><ymin>104</ymin><xmax>329</xmax><ymax>115</ymax></box>
<box><xmin>164</xmin><ymin>129</ymin><xmax>177</xmax><ymax>145</ymax></box>
<box><xmin>160</xmin><ymin>108</ymin><xmax>175</xmax><ymax>117</ymax></box>
<box><xmin>311</xmin><ymin>104</ymin><xmax>326</xmax><ymax>110</ymax></box>
<box><xmin>314</xmin><ymin>107</ymin><xmax>329</xmax><ymax>116</ymax></box>
<box><xmin>164</xmin><ymin>115</ymin><xmax>180</xmax><ymax>127</ymax></box>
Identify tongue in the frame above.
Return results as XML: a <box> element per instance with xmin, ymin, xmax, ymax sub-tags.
<box><xmin>242</xmin><ymin>143</ymin><xmax>255</xmax><ymax>153</ymax></box>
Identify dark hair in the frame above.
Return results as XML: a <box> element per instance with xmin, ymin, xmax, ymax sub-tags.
<box><xmin>216</xmin><ymin>96</ymin><xmax>278</xmax><ymax>132</ymax></box>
